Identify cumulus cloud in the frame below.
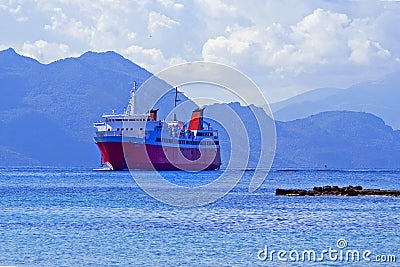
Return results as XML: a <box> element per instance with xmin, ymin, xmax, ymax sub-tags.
<box><xmin>1</xmin><ymin>0</ymin><xmax>28</xmax><ymax>22</ymax></box>
<box><xmin>148</xmin><ymin>11</ymin><xmax>179</xmax><ymax>35</ymax></box>
<box><xmin>0</xmin><ymin>0</ymin><xmax>399</xmax><ymax>101</ymax></box>
<box><xmin>124</xmin><ymin>44</ymin><xmax>185</xmax><ymax>71</ymax></box>
<box><xmin>157</xmin><ymin>0</ymin><xmax>184</xmax><ymax>9</ymax></box>
<box><xmin>203</xmin><ymin>8</ymin><xmax>395</xmax><ymax>75</ymax></box>
<box><xmin>0</xmin><ymin>44</ymin><xmax>8</xmax><ymax>50</ymax></box>
<box><xmin>20</xmin><ymin>40</ymin><xmax>72</xmax><ymax>63</ymax></box>
<box><xmin>194</xmin><ymin>0</ymin><xmax>236</xmax><ymax>17</ymax></box>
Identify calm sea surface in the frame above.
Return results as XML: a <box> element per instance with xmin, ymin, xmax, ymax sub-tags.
<box><xmin>0</xmin><ymin>167</ymin><xmax>399</xmax><ymax>266</ymax></box>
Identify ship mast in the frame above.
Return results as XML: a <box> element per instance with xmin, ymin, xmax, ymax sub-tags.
<box><xmin>173</xmin><ymin>86</ymin><xmax>181</xmax><ymax>121</ymax></box>
<box><xmin>126</xmin><ymin>81</ymin><xmax>136</xmax><ymax>116</ymax></box>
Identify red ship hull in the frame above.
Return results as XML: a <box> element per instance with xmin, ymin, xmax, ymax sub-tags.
<box><xmin>96</xmin><ymin>141</ymin><xmax>222</xmax><ymax>171</ymax></box>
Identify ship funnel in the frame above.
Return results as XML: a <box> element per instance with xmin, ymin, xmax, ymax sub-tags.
<box><xmin>150</xmin><ymin>109</ymin><xmax>159</xmax><ymax>121</ymax></box>
<box><xmin>188</xmin><ymin>108</ymin><xmax>204</xmax><ymax>130</ymax></box>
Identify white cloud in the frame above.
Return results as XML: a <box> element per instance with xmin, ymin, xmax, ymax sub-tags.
<box><xmin>20</xmin><ymin>40</ymin><xmax>72</xmax><ymax>63</ymax></box>
<box><xmin>148</xmin><ymin>11</ymin><xmax>179</xmax><ymax>35</ymax></box>
<box><xmin>289</xmin><ymin>9</ymin><xmax>350</xmax><ymax>62</ymax></box>
<box><xmin>347</xmin><ymin>18</ymin><xmax>391</xmax><ymax>65</ymax></box>
<box><xmin>194</xmin><ymin>0</ymin><xmax>236</xmax><ymax>17</ymax></box>
<box><xmin>42</xmin><ymin>6</ymin><xmax>97</xmax><ymax>44</ymax></box>
<box><xmin>157</xmin><ymin>0</ymin><xmax>184</xmax><ymax>9</ymax></box>
<box><xmin>1</xmin><ymin>0</ymin><xmax>28</xmax><ymax>22</ymax></box>
<box><xmin>39</xmin><ymin>2</ymin><xmax>140</xmax><ymax>52</ymax></box>
<box><xmin>1</xmin><ymin>0</ymin><xmax>400</xmax><ymax>101</ymax></box>
<box><xmin>124</xmin><ymin>44</ymin><xmax>185</xmax><ymax>71</ymax></box>
<box><xmin>203</xmin><ymin>8</ymin><xmax>395</xmax><ymax>74</ymax></box>
<box><xmin>348</xmin><ymin>38</ymin><xmax>391</xmax><ymax>65</ymax></box>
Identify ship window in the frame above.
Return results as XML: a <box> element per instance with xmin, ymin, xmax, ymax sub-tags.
<box><xmin>130</xmin><ymin>128</ymin><xmax>133</xmax><ymax>130</ymax></box>
<box><xmin>126</xmin><ymin>128</ymin><xmax>128</xmax><ymax>131</ymax></box>
<box><xmin>140</xmin><ymin>128</ymin><xmax>143</xmax><ymax>130</ymax></box>
<box><xmin>117</xmin><ymin>128</ymin><xmax>120</xmax><ymax>131</ymax></box>
<box><xmin>108</xmin><ymin>129</ymin><xmax>110</xmax><ymax>131</ymax></box>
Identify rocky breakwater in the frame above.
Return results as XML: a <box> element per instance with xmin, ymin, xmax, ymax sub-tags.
<box><xmin>276</xmin><ymin>185</ymin><xmax>400</xmax><ymax>197</ymax></box>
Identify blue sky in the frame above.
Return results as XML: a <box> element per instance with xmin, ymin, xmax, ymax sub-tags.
<box><xmin>1</xmin><ymin>0</ymin><xmax>400</xmax><ymax>102</ymax></box>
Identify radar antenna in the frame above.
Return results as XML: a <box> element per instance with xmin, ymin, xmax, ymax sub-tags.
<box><xmin>126</xmin><ymin>81</ymin><xmax>137</xmax><ymax>116</ymax></box>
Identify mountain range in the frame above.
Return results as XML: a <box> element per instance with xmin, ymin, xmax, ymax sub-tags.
<box><xmin>0</xmin><ymin>48</ymin><xmax>399</xmax><ymax>168</ymax></box>
<box><xmin>271</xmin><ymin>71</ymin><xmax>400</xmax><ymax>130</ymax></box>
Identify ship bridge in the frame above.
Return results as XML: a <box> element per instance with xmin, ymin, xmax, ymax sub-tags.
<box><xmin>94</xmin><ymin>109</ymin><xmax>160</xmax><ymax>138</ymax></box>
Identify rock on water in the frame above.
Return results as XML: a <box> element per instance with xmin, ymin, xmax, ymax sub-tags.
<box><xmin>276</xmin><ymin>185</ymin><xmax>400</xmax><ymax>197</ymax></box>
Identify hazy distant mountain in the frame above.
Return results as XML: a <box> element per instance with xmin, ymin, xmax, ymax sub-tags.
<box><xmin>271</xmin><ymin>72</ymin><xmax>400</xmax><ymax>130</ymax></box>
<box><xmin>208</xmin><ymin>105</ymin><xmax>400</xmax><ymax>169</ymax></box>
<box><xmin>205</xmin><ymin>102</ymin><xmax>275</xmax><ymax>169</ymax></box>
<box><xmin>1</xmin><ymin>49</ymin><xmax>399</xmax><ymax>168</ymax></box>
<box><xmin>270</xmin><ymin>87</ymin><xmax>343</xmax><ymax>112</ymax></box>
<box><xmin>274</xmin><ymin>111</ymin><xmax>400</xmax><ymax>168</ymax></box>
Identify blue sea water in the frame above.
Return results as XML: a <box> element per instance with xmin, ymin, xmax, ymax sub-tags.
<box><xmin>0</xmin><ymin>167</ymin><xmax>399</xmax><ymax>266</ymax></box>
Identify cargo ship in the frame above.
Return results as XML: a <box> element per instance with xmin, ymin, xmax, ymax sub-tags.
<box><xmin>93</xmin><ymin>85</ymin><xmax>222</xmax><ymax>171</ymax></box>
